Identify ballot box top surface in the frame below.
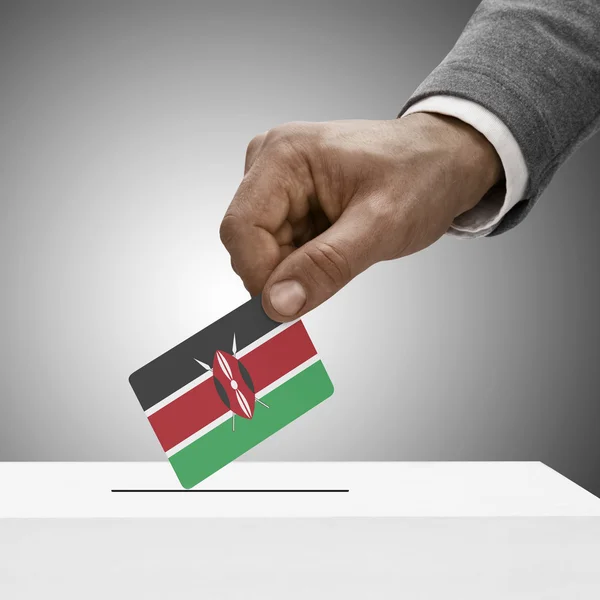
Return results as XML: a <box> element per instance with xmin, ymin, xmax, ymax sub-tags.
<box><xmin>1</xmin><ymin>461</ymin><xmax>599</xmax><ymax>518</ymax></box>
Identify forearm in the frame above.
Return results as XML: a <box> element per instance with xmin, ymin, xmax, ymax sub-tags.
<box><xmin>400</xmin><ymin>0</ymin><xmax>600</xmax><ymax>235</ymax></box>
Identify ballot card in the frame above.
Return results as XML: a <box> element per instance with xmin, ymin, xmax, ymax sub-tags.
<box><xmin>129</xmin><ymin>296</ymin><xmax>334</xmax><ymax>488</ymax></box>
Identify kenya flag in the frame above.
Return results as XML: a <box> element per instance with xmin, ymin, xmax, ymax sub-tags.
<box><xmin>129</xmin><ymin>297</ymin><xmax>334</xmax><ymax>488</ymax></box>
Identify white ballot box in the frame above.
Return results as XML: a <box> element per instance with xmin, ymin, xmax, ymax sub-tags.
<box><xmin>1</xmin><ymin>462</ymin><xmax>599</xmax><ymax>598</ymax></box>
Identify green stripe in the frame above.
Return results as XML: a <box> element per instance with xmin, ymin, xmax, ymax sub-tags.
<box><xmin>169</xmin><ymin>360</ymin><xmax>334</xmax><ymax>488</ymax></box>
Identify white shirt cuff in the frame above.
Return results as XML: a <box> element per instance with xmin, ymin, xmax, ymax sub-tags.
<box><xmin>402</xmin><ymin>96</ymin><xmax>529</xmax><ymax>238</ymax></box>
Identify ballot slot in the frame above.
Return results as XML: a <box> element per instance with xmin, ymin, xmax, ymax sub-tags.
<box><xmin>110</xmin><ymin>488</ymin><xmax>350</xmax><ymax>493</ymax></box>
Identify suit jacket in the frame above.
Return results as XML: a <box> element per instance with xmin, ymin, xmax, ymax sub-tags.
<box><xmin>400</xmin><ymin>0</ymin><xmax>600</xmax><ymax>235</ymax></box>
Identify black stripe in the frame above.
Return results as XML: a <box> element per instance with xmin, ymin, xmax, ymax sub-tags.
<box><xmin>129</xmin><ymin>296</ymin><xmax>280</xmax><ymax>410</ymax></box>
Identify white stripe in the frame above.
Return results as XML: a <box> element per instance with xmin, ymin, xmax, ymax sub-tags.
<box><xmin>165</xmin><ymin>411</ymin><xmax>233</xmax><ymax>458</ymax></box>
<box><xmin>236</xmin><ymin>319</ymin><xmax>298</xmax><ymax>358</ymax></box>
<box><xmin>145</xmin><ymin>320</ymin><xmax>297</xmax><ymax>416</ymax></box>
<box><xmin>256</xmin><ymin>354</ymin><xmax>319</xmax><ymax>399</ymax></box>
<box><xmin>167</xmin><ymin>354</ymin><xmax>321</xmax><ymax>457</ymax></box>
<box><xmin>145</xmin><ymin>370</ymin><xmax>213</xmax><ymax>417</ymax></box>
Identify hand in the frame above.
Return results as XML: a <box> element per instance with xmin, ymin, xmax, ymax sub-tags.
<box><xmin>220</xmin><ymin>114</ymin><xmax>502</xmax><ymax>321</ymax></box>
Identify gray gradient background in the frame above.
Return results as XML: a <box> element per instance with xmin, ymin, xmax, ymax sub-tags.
<box><xmin>1</xmin><ymin>1</ymin><xmax>599</xmax><ymax>494</ymax></box>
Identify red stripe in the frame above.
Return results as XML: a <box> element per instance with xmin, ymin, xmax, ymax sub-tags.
<box><xmin>148</xmin><ymin>321</ymin><xmax>316</xmax><ymax>451</ymax></box>
<box><xmin>240</xmin><ymin>322</ymin><xmax>317</xmax><ymax>392</ymax></box>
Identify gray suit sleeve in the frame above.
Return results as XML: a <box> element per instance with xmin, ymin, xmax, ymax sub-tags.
<box><xmin>400</xmin><ymin>0</ymin><xmax>600</xmax><ymax>235</ymax></box>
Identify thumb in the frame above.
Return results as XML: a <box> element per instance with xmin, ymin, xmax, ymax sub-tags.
<box><xmin>262</xmin><ymin>203</ymin><xmax>384</xmax><ymax>321</ymax></box>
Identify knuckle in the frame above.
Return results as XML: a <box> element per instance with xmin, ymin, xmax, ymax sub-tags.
<box><xmin>302</xmin><ymin>241</ymin><xmax>352</xmax><ymax>288</ymax></box>
<box><xmin>219</xmin><ymin>213</ymin><xmax>241</xmax><ymax>249</ymax></box>
<box><xmin>264</xmin><ymin>125</ymin><xmax>285</xmax><ymax>146</ymax></box>
<box><xmin>264</xmin><ymin>122</ymin><xmax>310</xmax><ymax>149</ymax></box>
<box><xmin>245</xmin><ymin>132</ymin><xmax>266</xmax><ymax>165</ymax></box>
<box><xmin>258</xmin><ymin>122</ymin><xmax>320</xmax><ymax>175</ymax></box>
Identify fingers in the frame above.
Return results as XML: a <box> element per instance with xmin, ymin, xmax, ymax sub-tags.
<box><xmin>221</xmin><ymin>129</ymin><xmax>314</xmax><ymax>295</ymax></box>
<box><xmin>261</xmin><ymin>200</ymin><xmax>388</xmax><ymax>321</ymax></box>
<box><xmin>219</xmin><ymin>200</ymin><xmax>285</xmax><ymax>296</ymax></box>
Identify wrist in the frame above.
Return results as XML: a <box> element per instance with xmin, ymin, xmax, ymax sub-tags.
<box><xmin>402</xmin><ymin>112</ymin><xmax>503</xmax><ymax>217</ymax></box>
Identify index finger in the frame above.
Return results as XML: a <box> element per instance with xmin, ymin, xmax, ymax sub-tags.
<box><xmin>219</xmin><ymin>165</ymin><xmax>292</xmax><ymax>295</ymax></box>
